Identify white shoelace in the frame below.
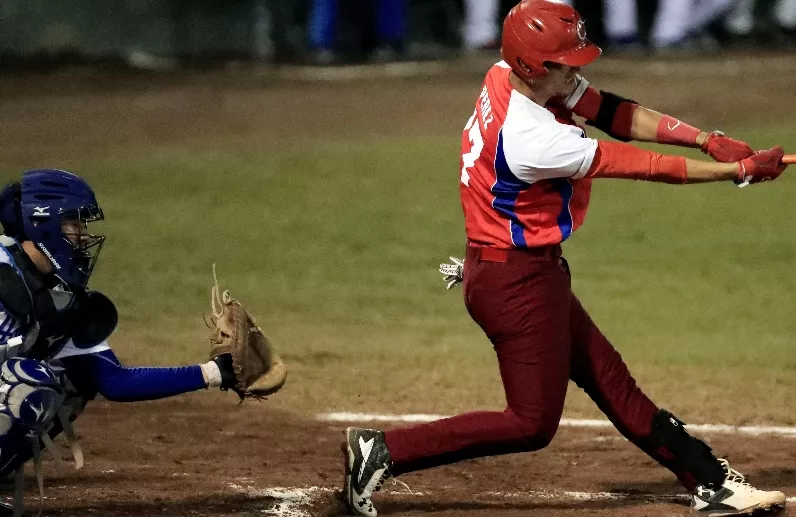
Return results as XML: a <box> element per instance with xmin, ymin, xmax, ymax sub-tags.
<box><xmin>718</xmin><ymin>459</ymin><xmax>751</xmax><ymax>487</ymax></box>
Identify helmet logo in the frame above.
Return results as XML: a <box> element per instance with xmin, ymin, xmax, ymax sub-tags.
<box><xmin>32</xmin><ymin>206</ymin><xmax>50</xmax><ymax>217</ymax></box>
<box><xmin>37</xmin><ymin>244</ymin><xmax>62</xmax><ymax>271</ymax></box>
<box><xmin>576</xmin><ymin>20</ymin><xmax>587</xmax><ymax>41</ymax></box>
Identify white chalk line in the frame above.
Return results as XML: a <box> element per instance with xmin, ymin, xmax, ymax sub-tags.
<box><xmin>227</xmin><ymin>483</ymin><xmax>796</xmax><ymax>511</ymax></box>
<box><xmin>229</xmin><ymin>412</ymin><xmax>796</xmax><ymax>514</ymax></box>
<box><xmin>318</xmin><ymin>412</ymin><xmax>796</xmax><ymax>438</ymax></box>
<box><xmin>492</xmin><ymin>491</ymin><xmax>796</xmax><ymax>505</ymax></box>
<box><xmin>227</xmin><ymin>484</ymin><xmax>334</xmax><ymax>517</ymax></box>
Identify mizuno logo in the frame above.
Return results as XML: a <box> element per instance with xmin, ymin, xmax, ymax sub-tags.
<box><xmin>38</xmin><ymin>245</ymin><xmax>62</xmax><ymax>270</ymax></box>
<box><xmin>667</xmin><ymin>121</ymin><xmax>681</xmax><ymax>131</ymax></box>
<box><xmin>357</xmin><ymin>436</ymin><xmax>375</xmax><ymax>483</ymax></box>
<box><xmin>33</xmin><ymin>206</ymin><xmax>50</xmax><ymax>217</ymax></box>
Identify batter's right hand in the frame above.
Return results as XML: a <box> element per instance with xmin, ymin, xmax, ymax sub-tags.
<box><xmin>737</xmin><ymin>146</ymin><xmax>787</xmax><ymax>186</ymax></box>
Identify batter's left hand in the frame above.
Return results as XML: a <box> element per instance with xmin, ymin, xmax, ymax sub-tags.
<box><xmin>701</xmin><ymin>131</ymin><xmax>755</xmax><ymax>163</ymax></box>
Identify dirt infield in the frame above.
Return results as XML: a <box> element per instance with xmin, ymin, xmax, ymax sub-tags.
<box><xmin>10</xmin><ymin>396</ymin><xmax>793</xmax><ymax>517</ymax></box>
<box><xmin>3</xmin><ymin>56</ymin><xmax>796</xmax><ymax>516</ymax></box>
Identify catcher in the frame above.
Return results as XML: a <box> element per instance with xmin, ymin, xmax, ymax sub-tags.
<box><xmin>0</xmin><ymin>169</ymin><xmax>286</xmax><ymax>516</ymax></box>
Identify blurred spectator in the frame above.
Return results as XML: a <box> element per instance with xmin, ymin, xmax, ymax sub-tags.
<box><xmin>463</xmin><ymin>0</ymin><xmax>501</xmax><ymax>51</ymax></box>
<box><xmin>726</xmin><ymin>0</ymin><xmax>796</xmax><ymax>45</ymax></box>
<box><xmin>308</xmin><ymin>0</ymin><xmax>406</xmax><ymax>64</ymax></box>
<box><xmin>604</xmin><ymin>0</ymin><xmax>641</xmax><ymax>46</ymax></box>
<box><xmin>652</xmin><ymin>0</ymin><xmax>732</xmax><ymax>49</ymax></box>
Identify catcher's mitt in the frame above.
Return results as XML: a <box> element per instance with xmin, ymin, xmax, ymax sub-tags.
<box><xmin>207</xmin><ymin>267</ymin><xmax>287</xmax><ymax>400</ymax></box>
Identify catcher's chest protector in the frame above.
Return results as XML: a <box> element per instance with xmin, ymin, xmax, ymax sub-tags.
<box><xmin>0</xmin><ymin>237</ymin><xmax>80</xmax><ymax>359</ymax></box>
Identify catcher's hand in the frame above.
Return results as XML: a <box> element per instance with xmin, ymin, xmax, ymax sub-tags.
<box><xmin>207</xmin><ymin>267</ymin><xmax>287</xmax><ymax>400</ymax></box>
<box><xmin>439</xmin><ymin>256</ymin><xmax>464</xmax><ymax>290</ymax></box>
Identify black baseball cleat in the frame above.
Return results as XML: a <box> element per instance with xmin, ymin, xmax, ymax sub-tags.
<box><xmin>343</xmin><ymin>427</ymin><xmax>392</xmax><ymax>517</ymax></box>
<box><xmin>691</xmin><ymin>459</ymin><xmax>785</xmax><ymax>516</ymax></box>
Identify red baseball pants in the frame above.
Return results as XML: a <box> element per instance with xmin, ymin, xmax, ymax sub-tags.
<box><xmin>384</xmin><ymin>244</ymin><xmax>698</xmax><ymax>489</ymax></box>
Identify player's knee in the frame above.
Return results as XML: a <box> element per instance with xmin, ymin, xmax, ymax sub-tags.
<box><xmin>511</xmin><ymin>411</ymin><xmax>560</xmax><ymax>449</ymax></box>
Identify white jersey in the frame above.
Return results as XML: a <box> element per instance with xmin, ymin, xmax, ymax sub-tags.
<box><xmin>499</xmin><ymin>86</ymin><xmax>598</xmax><ymax>184</ymax></box>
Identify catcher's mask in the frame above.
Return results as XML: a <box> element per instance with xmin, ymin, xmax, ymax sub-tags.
<box><xmin>17</xmin><ymin>169</ymin><xmax>105</xmax><ymax>288</ymax></box>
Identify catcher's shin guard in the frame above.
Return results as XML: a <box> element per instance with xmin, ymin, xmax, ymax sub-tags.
<box><xmin>343</xmin><ymin>428</ymin><xmax>392</xmax><ymax>517</ymax></box>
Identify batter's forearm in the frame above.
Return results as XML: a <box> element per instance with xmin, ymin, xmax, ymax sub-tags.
<box><xmin>682</xmin><ymin>158</ymin><xmax>738</xmax><ymax>183</ymax></box>
<box><xmin>587</xmin><ymin>140</ymin><xmax>738</xmax><ymax>184</ymax></box>
<box><xmin>630</xmin><ymin>106</ymin><xmax>710</xmax><ymax>148</ymax></box>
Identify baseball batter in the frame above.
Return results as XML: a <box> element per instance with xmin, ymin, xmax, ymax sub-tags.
<box><xmin>342</xmin><ymin>1</ymin><xmax>789</xmax><ymax>516</ymax></box>
<box><xmin>0</xmin><ymin>169</ymin><xmax>284</xmax><ymax>517</ymax></box>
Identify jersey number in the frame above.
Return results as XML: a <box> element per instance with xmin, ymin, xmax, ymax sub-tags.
<box><xmin>461</xmin><ymin>110</ymin><xmax>483</xmax><ymax>187</ymax></box>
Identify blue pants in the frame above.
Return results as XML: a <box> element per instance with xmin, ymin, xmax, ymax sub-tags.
<box><xmin>309</xmin><ymin>0</ymin><xmax>406</xmax><ymax>50</ymax></box>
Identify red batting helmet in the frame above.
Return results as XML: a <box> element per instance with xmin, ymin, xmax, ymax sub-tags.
<box><xmin>501</xmin><ymin>0</ymin><xmax>602</xmax><ymax>83</ymax></box>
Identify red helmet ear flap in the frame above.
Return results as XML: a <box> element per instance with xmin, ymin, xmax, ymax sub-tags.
<box><xmin>515</xmin><ymin>57</ymin><xmax>548</xmax><ymax>81</ymax></box>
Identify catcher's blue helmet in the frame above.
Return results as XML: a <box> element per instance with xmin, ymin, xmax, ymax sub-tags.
<box><xmin>7</xmin><ymin>169</ymin><xmax>106</xmax><ymax>288</ymax></box>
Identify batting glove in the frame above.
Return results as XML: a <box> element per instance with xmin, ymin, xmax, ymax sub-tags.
<box><xmin>736</xmin><ymin>146</ymin><xmax>786</xmax><ymax>187</ymax></box>
<box><xmin>439</xmin><ymin>256</ymin><xmax>464</xmax><ymax>290</ymax></box>
<box><xmin>701</xmin><ymin>131</ymin><xmax>755</xmax><ymax>163</ymax></box>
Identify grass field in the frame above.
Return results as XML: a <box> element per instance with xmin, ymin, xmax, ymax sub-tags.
<box><xmin>2</xmin><ymin>56</ymin><xmax>796</xmax><ymax>428</ymax></box>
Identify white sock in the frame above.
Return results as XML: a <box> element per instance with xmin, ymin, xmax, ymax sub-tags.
<box><xmin>201</xmin><ymin>361</ymin><xmax>222</xmax><ymax>388</ymax></box>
